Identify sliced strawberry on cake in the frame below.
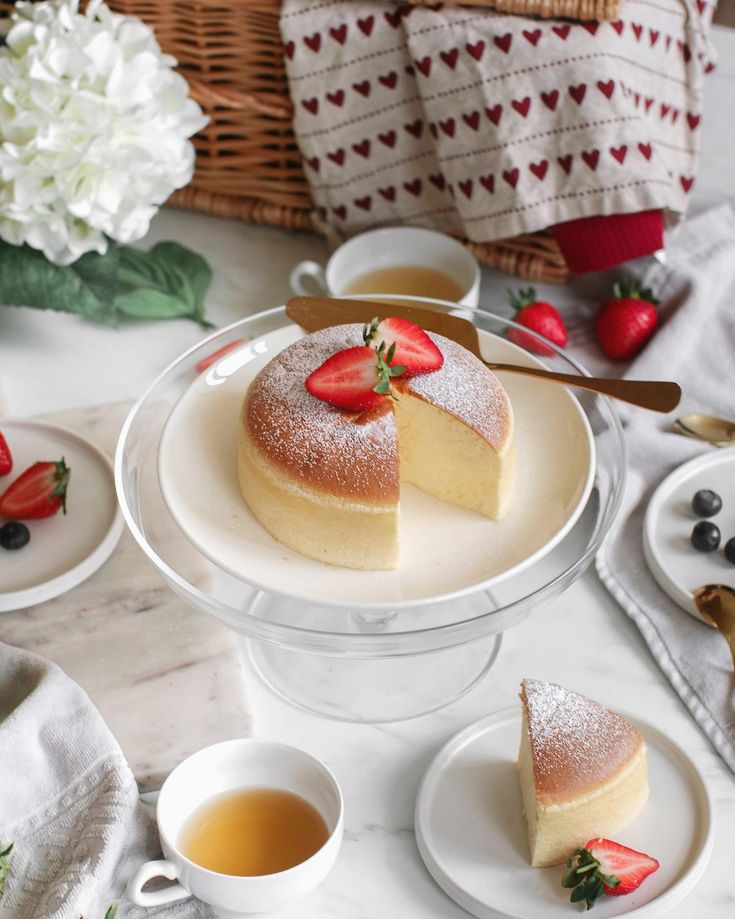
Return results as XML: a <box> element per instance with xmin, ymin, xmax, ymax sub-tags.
<box><xmin>363</xmin><ymin>316</ymin><xmax>443</xmax><ymax>374</ymax></box>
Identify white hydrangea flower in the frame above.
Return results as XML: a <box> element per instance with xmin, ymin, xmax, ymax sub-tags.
<box><xmin>0</xmin><ymin>0</ymin><xmax>207</xmax><ymax>264</ymax></box>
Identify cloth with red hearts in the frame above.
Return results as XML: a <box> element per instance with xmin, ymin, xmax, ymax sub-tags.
<box><xmin>281</xmin><ymin>0</ymin><xmax>715</xmax><ymax>245</ymax></box>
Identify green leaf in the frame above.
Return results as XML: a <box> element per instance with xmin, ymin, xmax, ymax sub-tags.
<box><xmin>0</xmin><ymin>842</ymin><xmax>12</xmax><ymax>901</ymax></box>
<box><xmin>561</xmin><ymin>869</ymin><xmax>579</xmax><ymax>888</ymax></box>
<box><xmin>103</xmin><ymin>906</ymin><xmax>118</xmax><ymax>919</ymax></box>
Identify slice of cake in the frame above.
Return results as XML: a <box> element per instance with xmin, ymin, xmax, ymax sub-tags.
<box><xmin>518</xmin><ymin>679</ymin><xmax>649</xmax><ymax>868</ymax></box>
<box><xmin>238</xmin><ymin>322</ymin><xmax>514</xmax><ymax>570</ymax></box>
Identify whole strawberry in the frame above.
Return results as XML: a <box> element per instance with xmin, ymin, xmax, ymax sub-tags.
<box><xmin>0</xmin><ymin>432</ymin><xmax>12</xmax><ymax>477</ymax></box>
<box><xmin>595</xmin><ymin>280</ymin><xmax>659</xmax><ymax>360</ymax></box>
<box><xmin>506</xmin><ymin>288</ymin><xmax>568</xmax><ymax>356</ymax></box>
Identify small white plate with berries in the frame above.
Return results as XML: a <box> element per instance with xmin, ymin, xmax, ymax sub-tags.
<box><xmin>0</xmin><ymin>419</ymin><xmax>123</xmax><ymax>612</ymax></box>
<box><xmin>643</xmin><ymin>448</ymin><xmax>735</xmax><ymax>621</ymax></box>
<box><xmin>415</xmin><ymin>707</ymin><xmax>713</xmax><ymax>919</ymax></box>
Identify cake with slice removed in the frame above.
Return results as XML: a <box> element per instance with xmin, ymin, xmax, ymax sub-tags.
<box><xmin>518</xmin><ymin>679</ymin><xmax>649</xmax><ymax>868</ymax></box>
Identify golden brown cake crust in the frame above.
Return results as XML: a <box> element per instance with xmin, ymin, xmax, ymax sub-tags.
<box><xmin>520</xmin><ymin>679</ymin><xmax>644</xmax><ymax>807</ymax></box>
<box><xmin>243</xmin><ymin>324</ymin><xmax>512</xmax><ymax>503</ymax></box>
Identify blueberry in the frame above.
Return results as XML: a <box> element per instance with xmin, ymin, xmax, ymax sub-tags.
<box><xmin>691</xmin><ymin>520</ymin><xmax>721</xmax><ymax>552</ymax></box>
<box><xmin>692</xmin><ymin>489</ymin><xmax>722</xmax><ymax>518</ymax></box>
<box><xmin>0</xmin><ymin>521</ymin><xmax>30</xmax><ymax>550</ymax></box>
<box><xmin>725</xmin><ymin>538</ymin><xmax>735</xmax><ymax>565</ymax></box>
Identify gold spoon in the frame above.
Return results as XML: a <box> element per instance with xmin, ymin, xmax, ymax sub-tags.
<box><xmin>286</xmin><ymin>296</ymin><xmax>682</xmax><ymax>413</ymax></box>
<box><xmin>693</xmin><ymin>584</ymin><xmax>735</xmax><ymax>670</ymax></box>
<box><xmin>672</xmin><ymin>414</ymin><xmax>735</xmax><ymax>447</ymax></box>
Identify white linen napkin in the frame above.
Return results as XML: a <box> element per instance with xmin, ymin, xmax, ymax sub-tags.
<box><xmin>0</xmin><ymin>642</ymin><xmax>213</xmax><ymax>919</ymax></box>
<box><xmin>590</xmin><ymin>204</ymin><xmax>735</xmax><ymax>773</ymax></box>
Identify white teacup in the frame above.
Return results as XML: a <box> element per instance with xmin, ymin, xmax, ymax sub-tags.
<box><xmin>290</xmin><ymin>227</ymin><xmax>480</xmax><ymax>308</ymax></box>
<box><xmin>128</xmin><ymin>739</ymin><xmax>343</xmax><ymax>917</ymax></box>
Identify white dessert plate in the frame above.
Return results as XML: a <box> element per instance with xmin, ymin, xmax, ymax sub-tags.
<box><xmin>415</xmin><ymin>707</ymin><xmax>713</xmax><ymax>919</ymax></box>
<box><xmin>643</xmin><ymin>448</ymin><xmax>735</xmax><ymax>621</ymax></box>
<box><xmin>0</xmin><ymin>419</ymin><xmax>123</xmax><ymax>612</ymax></box>
<box><xmin>158</xmin><ymin>325</ymin><xmax>595</xmax><ymax>608</ymax></box>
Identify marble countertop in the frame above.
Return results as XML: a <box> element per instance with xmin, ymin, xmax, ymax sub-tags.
<box><xmin>1</xmin><ymin>23</ymin><xmax>734</xmax><ymax>919</ymax></box>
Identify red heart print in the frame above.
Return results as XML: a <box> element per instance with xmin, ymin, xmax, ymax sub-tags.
<box><xmin>583</xmin><ymin>22</ymin><xmax>599</xmax><ymax>35</ymax></box>
<box><xmin>671</xmin><ymin>109</ymin><xmax>680</xmax><ymax>124</ymax></box>
<box><xmin>480</xmin><ymin>174</ymin><xmax>495</xmax><ymax>193</ymax></box>
<box><xmin>379</xmin><ymin>71</ymin><xmax>398</xmax><ymax>89</ymax></box>
<box><xmin>327</xmin><ymin>90</ymin><xmax>344</xmax><ymax>107</ymax></box>
<box><xmin>330</xmin><ymin>24</ymin><xmax>347</xmax><ymax>44</ymax></box>
<box><xmin>440</xmin><ymin>48</ymin><xmax>459</xmax><ymax>69</ymax></box>
<box><xmin>680</xmin><ymin>175</ymin><xmax>694</xmax><ymax>192</ymax></box>
<box><xmin>384</xmin><ymin>10</ymin><xmax>402</xmax><ymax>28</ymax></box>
<box><xmin>610</xmin><ymin>145</ymin><xmax>627</xmax><ymax>164</ymax></box>
<box><xmin>569</xmin><ymin>83</ymin><xmax>587</xmax><ymax>104</ymax></box>
<box><xmin>352</xmin><ymin>139</ymin><xmax>371</xmax><ymax>158</ymax></box>
<box><xmin>463</xmin><ymin>111</ymin><xmax>480</xmax><ymax>131</ymax></box>
<box><xmin>541</xmin><ymin>90</ymin><xmax>559</xmax><ymax>111</ymax></box>
<box><xmin>466</xmin><ymin>40</ymin><xmax>485</xmax><ymax>61</ymax></box>
<box><xmin>429</xmin><ymin>173</ymin><xmax>446</xmax><ymax>190</ymax></box>
<box><xmin>660</xmin><ymin>103</ymin><xmax>670</xmax><ymax>118</ymax></box>
<box><xmin>610</xmin><ymin>20</ymin><xmax>624</xmax><ymax>35</ymax></box>
<box><xmin>332</xmin><ymin>205</ymin><xmax>347</xmax><ymax>220</ymax></box>
<box><xmin>596</xmin><ymin>80</ymin><xmax>614</xmax><ymax>99</ymax></box>
<box><xmin>429</xmin><ymin>123</ymin><xmax>438</xmax><ymax>139</ymax></box>
<box><xmin>405</xmin><ymin>119</ymin><xmax>424</xmax><ymax>138</ymax></box>
<box><xmin>557</xmin><ymin>154</ymin><xmax>573</xmax><ymax>174</ymax></box>
<box><xmin>697</xmin><ymin>0</ymin><xmax>707</xmax><ymax>12</ymax></box>
<box><xmin>512</xmin><ymin>97</ymin><xmax>531</xmax><ymax>117</ymax></box>
<box><xmin>415</xmin><ymin>56</ymin><xmax>432</xmax><ymax>77</ymax></box>
<box><xmin>353</xmin><ymin>80</ymin><xmax>371</xmax><ymax>97</ymax></box>
<box><xmin>458</xmin><ymin>178</ymin><xmax>473</xmax><ymax>199</ymax></box>
<box><xmin>683</xmin><ymin>43</ymin><xmax>692</xmax><ymax>62</ymax></box>
<box><xmin>357</xmin><ymin>15</ymin><xmax>374</xmax><ymax>36</ymax></box>
<box><xmin>494</xmin><ymin>33</ymin><xmax>512</xmax><ymax>53</ymax></box>
<box><xmin>379</xmin><ymin>130</ymin><xmax>397</xmax><ymax>148</ymax></box>
<box><xmin>649</xmin><ymin>28</ymin><xmax>659</xmax><ymax>46</ymax></box>
<box><xmin>354</xmin><ymin>195</ymin><xmax>372</xmax><ymax>211</ymax></box>
<box><xmin>306</xmin><ymin>156</ymin><xmax>320</xmax><ymax>172</ymax></box>
<box><xmin>485</xmin><ymin>104</ymin><xmax>503</xmax><ymax>125</ymax></box>
<box><xmin>552</xmin><ymin>25</ymin><xmax>571</xmax><ymax>40</ymax></box>
<box><xmin>581</xmin><ymin>149</ymin><xmax>599</xmax><ymax>170</ymax></box>
<box><xmin>302</xmin><ymin>97</ymin><xmax>319</xmax><ymax>115</ymax></box>
<box><xmin>665</xmin><ymin>34</ymin><xmax>672</xmax><ymax>50</ymax></box>
<box><xmin>327</xmin><ymin>149</ymin><xmax>345</xmax><ymax>166</ymax></box>
<box><xmin>644</xmin><ymin>96</ymin><xmax>653</xmax><ymax>112</ymax></box>
<box><xmin>284</xmin><ymin>41</ymin><xmax>295</xmax><ymax>59</ymax></box>
<box><xmin>378</xmin><ymin>186</ymin><xmax>396</xmax><ymax>202</ymax></box>
<box><xmin>529</xmin><ymin>159</ymin><xmax>548</xmax><ymax>180</ymax></box>
<box><xmin>638</xmin><ymin>142</ymin><xmax>653</xmax><ymax>160</ymax></box>
<box><xmin>523</xmin><ymin>29</ymin><xmax>541</xmax><ymax>45</ymax></box>
<box><xmin>705</xmin><ymin>60</ymin><xmax>715</xmax><ymax>73</ymax></box>
<box><xmin>404</xmin><ymin>178</ymin><xmax>422</xmax><ymax>196</ymax></box>
<box><xmin>687</xmin><ymin>113</ymin><xmax>700</xmax><ymax>130</ymax></box>
<box><xmin>632</xmin><ymin>23</ymin><xmax>642</xmax><ymax>40</ymax></box>
<box><xmin>304</xmin><ymin>33</ymin><xmax>321</xmax><ymax>53</ymax></box>
<box><xmin>502</xmin><ymin>168</ymin><xmax>520</xmax><ymax>188</ymax></box>
<box><xmin>439</xmin><ymin>118</ymin><xmax>455</xmax><ymax>137</ymax></box>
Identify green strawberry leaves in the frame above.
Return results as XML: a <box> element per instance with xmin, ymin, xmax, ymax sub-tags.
<box><xmin>0</xmin><ymin>239</ymin><xmax>212</xmax><ymax>326</ymax></box>
<box><xmin>562</xmin><ymin>846</ymin><xmax>619</xmax><ymax>910</ymax></box>
<box><xmin>0</xmin><ymin>843</ymin><xmax>13</xmax><ymax>900</ymax></box>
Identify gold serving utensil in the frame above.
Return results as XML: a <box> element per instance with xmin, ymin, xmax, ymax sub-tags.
<box><xmin>286</xmin><ymin>296</ymin><xmax>682</xmax><ymax>414</ymax></box>
<box><xmin>672</xmin><ymin>413</ymin><xmax>735</xmax><ymax>447</ymax></box>
<box><xmin>693</xmin><ymin>584</ymin><xmax>735</xmax><ymax>670</ymax></box>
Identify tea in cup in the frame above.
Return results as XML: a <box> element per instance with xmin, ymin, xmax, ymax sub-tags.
<box><xmin>290</xmin><ymin>226</ymin><xmax>480</xmax><ymax>308</ymax></box>
<box><xmin>127</xmin><ymin>739</ymin><xmax>343</xmax><ymax>916</ymax></box>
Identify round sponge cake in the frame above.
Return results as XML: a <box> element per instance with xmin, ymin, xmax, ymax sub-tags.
<box><xmin>238</xmin><ymin>323</ymin><xmax>514</xmax><ymax>570</ymax></box>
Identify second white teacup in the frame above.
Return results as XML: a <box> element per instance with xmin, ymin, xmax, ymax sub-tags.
<box><xmin>290</xmin><ymin>226</ymin><xmax>480</xmax><ymax>308</ymax></box>
<box><xmin>128</xmin><ymin>739</ymin><xmax>343</xmax><ymax>917</ymax></box>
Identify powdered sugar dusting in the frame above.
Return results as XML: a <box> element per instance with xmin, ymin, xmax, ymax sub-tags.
<box><xmin>522</xmin><ymin>679</ymin><xmax>642</xmax><ymax>804</ymax></box>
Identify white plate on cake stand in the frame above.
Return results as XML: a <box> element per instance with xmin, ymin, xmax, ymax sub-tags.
<box><xmin>643</xmin><ymin>448</ymin><xmax>735</xmax><ymax>621</ymax></box>
<box><xmin>415</xmin><ymin>707</ymin><xmax>713</xmax><ymax>919</ymax></box>
<box><xmin>0</xmin><ymin>419</ymin><xmax>123</xmax><ymax>612</ymax></box>
<box><xmin>158</xmin><ymin>324</ymin><xmax>595</xmax><ymax>609</ymax></box>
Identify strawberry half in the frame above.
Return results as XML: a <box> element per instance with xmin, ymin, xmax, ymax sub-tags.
<box><xmin>0</xmin><ymin>458</ymin><xmax>71</xmax><ymax>519</ymax></box>
<box><xmin>562</xmin><ymin>838</ymin><xmax>660</xmax><ymax>909</ymax></box>
<box><xmin>595</xmin><ymin>280</ymin><xmax>659</xmax><ymax>361</ymax></box>
<box><xmin>305</xmin><ymin>345</ymin><xmax>405</xmax><ymax>411</ymax></box>
<box><xmin>364</xmin><ymin>316</ymin><xmax>443</xmax><ymax>374</ymax></box>
<box><xmin>0</xmin><ymin>432</ymin><xmax>12</xmax><ymax>477</ymax></box>
<box><xmin>506</xmin><ymin>288</ymin><xmax>568</xmax><ymax>356</ymax></box>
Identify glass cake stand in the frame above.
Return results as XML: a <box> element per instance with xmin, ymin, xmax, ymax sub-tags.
<box><xmin>115</xmin><ymin>299</ymin><xmax>626</xmax><ymax>722</ymax></box>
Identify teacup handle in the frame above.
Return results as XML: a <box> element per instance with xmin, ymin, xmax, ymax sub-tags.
<box><xmin>127</xmin><ymin>859</ymin><xmax>191</xmax><ymax>907</ymax></box>
<box><xmin>290</xmin><ymin>260</ymin><xmax>327</xmax><ymax>296</ymax></box>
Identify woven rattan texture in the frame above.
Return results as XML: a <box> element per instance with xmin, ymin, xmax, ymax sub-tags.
<box><xmin>407</xmin><ymin>0</ymin><xmax>620</xmax><ymax>21</ymax></box>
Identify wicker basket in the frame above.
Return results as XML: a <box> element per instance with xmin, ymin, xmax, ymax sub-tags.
<box><xmin>109</xmin><ymin>1</ymin><xmax>569</xmax><ymax>282</ymax></box>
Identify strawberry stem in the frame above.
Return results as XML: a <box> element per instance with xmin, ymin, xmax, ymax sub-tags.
<box><xmin>507</xmin><ymin>287</ymin><xmax>537</xmax><ymax>313</ymax></box>
<box><xmin>611</xmin><ymin>279</ymin><xmax>659</xmax><ymax>305</ymax></box>
<box><xmin>52</xmin><ymin>458</ymin><xmax>71</xmax><ymax>514</ymax></box>
<box><xmin>562</xmin><ymin>847</ymin><xmax>619</xmax><ymax>910</ymax></box>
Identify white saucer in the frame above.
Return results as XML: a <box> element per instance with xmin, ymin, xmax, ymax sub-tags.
<box><xmin>158</xmin><ymin>325</ymin><xmax>595</xmax><ymax>609</ymax></box>
<box><xmin>0</xmin><ymin>419</ymin><xmax>123</xmax><ymax>612</ymax></box>
<box><xmin>643</xmin><ymin>448</ymin><xmax>735</xmax><ymax>621</ymax></box>
<box><xmin>415</xmin><ymin>707</ymin><xmax>713</xmax><ymax>919</ymax></box>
